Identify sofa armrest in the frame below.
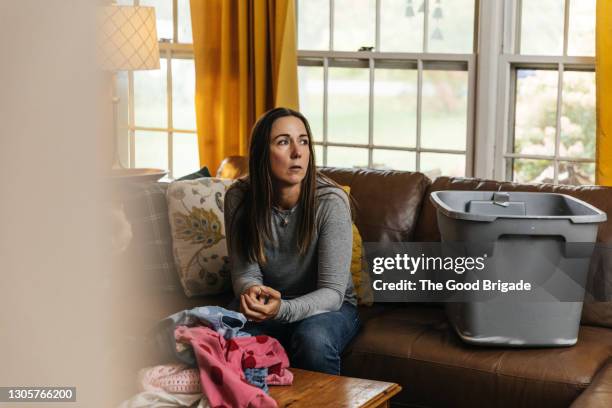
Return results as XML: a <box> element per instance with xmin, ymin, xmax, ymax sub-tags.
<box><xmin>571</xmin><ymin>359</ymin><xmax>612</xmax><ymax>408</ymax></box>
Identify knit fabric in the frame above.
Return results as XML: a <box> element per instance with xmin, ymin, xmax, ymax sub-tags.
<box><xmin>140</xmin><ymin>363</ymin><xmax>201</xmax><ymax>394</ymax></box>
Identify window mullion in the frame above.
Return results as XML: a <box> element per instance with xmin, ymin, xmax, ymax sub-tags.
<box><xmin>323</xmin><ymin>57</ymin><xmax>329</xmax><ymax>166</ymax></box>
<box><xmin>329</xmin><ymin>0</ymin><xmax>334</xmax><ymax>51</ymax></box>
<box><xmin>554</xmin><ymin>63</ymin><xmax>565</xmax><ymax>184</ymax></box>
<box><xmin>375</xmin><ymin>0</ymin><xmax>381</xmax><ymax>51</ymax></box>
<box><xmin>416</xmin><ymin>59</ymin><xmax>423</xmax><ymax>172</ymax></box>
<box><xmin>324</xmin><ymin>0</ymin><xmax>331</xmax><ymax>167</ymax></box>
<box><xmin>423</xmin><ymin>0</ymin><xmax>429</xmax><ymax>53</ymax></box>
<box><xmin>475</xmin><ymin>0</ymin><xmax>504</xmax><ymax>179</ymax></box>
<box><xmin>466</xmin><ymin>56</ymin><xmax>477</xmax><ymax>177</ymax></box>
<box><xmin>495</xmin><ymin>62</ymin><xmax>516</xmax><ymax>181</ymax></box>
<box><xmin>563</xmin><ymin>0</ymin><xmax>570</xmax><ymax>56</ymax></box>
<box><xmin>515</xmin><ymin>0</ymin><xmax>522</xmax><ymax>54</ymax></box>
<box><xmin>173</xmin><ymin>0</ymin><xmax>178</xmax><ymax>43</ymax></box>
<box><xmin>368</xmin><ymin>58</ymin><xmax>375</xmax><ymax>168</ymax></box>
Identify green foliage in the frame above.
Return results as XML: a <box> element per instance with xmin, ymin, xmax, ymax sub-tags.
<box><xmin>514</xmin><ymin>70</ymin><xmax>595</xmax><ymax>184</ymax></box>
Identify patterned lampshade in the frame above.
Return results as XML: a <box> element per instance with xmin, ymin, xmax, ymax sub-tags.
<box><xmin>99</xmin><ymin>5</ymin><xmax>160</xmax><ymax>71</ymax></box>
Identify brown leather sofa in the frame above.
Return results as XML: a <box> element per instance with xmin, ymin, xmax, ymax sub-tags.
<box><xmin>119</xmin><ymin>157</ymin><xmax>612</xmax><ymax>407</ymax></box>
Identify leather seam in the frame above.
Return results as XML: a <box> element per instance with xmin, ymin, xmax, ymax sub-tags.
<box><xmin>350</xmin><ymin>349</ymin><xmax>592</xmax><ymax>388</ymax></box>
<box><xmin>357</xmin><ymin>222</ymin><xmax>416</xmax><ymax>233</ymax></box>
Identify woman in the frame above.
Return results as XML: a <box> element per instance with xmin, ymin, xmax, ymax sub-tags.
<box><xmin>224</xmin><ymin>107</ymin><xmax>360</xmax><ymax>375</ymax></box>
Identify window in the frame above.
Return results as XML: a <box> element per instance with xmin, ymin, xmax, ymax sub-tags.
<box><xmin>297</xmin><ymin>0</ymin><xmax>476</xmax><ymax>178</ymax></box>
<box><xmin>116</xmin><ymin>0</ymin><xmax>197</xmax><ymax>179</ymax></box>
<box><xmin>496</xmin><ymin>0</ymin><xmax>596</xmax><ymax>184</ymax></box>
<box><xmin>120</xmin><ymin>0</ymin><xmax>597</xmax><ymax>185</ymax></box>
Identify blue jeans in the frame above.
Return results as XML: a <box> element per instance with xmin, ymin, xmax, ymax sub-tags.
<box><xmin>241</xmin><ymin>302</ymin><xmax>361</xmax><ymax>375</ymax></box>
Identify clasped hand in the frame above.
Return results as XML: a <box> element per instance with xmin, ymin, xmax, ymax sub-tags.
<box><xmin>240</xmin><ymin>285</ymin><xmax>281</xmax><ymax>322</ymax></box>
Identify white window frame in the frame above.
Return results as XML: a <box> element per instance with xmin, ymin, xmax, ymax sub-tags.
<box><xmin>122</xmin><ymin>0</ymin><xmax>195</xmax><ymax>179</ymax></box>
<box><xmin>491</xmin><ymin>0</ymin><xmax>596</xmax><ymax>183</ymax></box>
<box><xmin>122</xmin><ymin>0</ymin><xmax>596</xmax><ymax>183</ymax></box>
<box><xmin>297</xmin><ymin>0</ymin><xmax>478</xmax><ymax>176</ymax></box>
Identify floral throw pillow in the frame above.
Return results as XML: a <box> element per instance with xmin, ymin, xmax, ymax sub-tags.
<box><xmin>166</xmin><ymin>178</ymin><xmax>235</xmax><ymax>297</ymax></box>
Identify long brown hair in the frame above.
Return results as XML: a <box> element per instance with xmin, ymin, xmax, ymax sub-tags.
<box><xmin>229</xmin><ymin>107</ymin><xmax>346</xmax><ymax>265</ymax></box>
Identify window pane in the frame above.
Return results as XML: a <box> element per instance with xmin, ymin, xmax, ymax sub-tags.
<box><xmin>328</xmin><ymin>67</ymin><xmax>369</xmax><ymax>145</ymax></box>
<box><xmin>427</xmin><ymin>0</ymin><xmax>475</xmax><ymax>54</ymax></box>
<box><xmin>560</xmin><ymin>71</ymin><xmax>595</xmax><ymax>159</ymax></box>
<box><xmin>135</xmin><ymin>130</ymin><xmax>168</xmax><ymax>170</ymax></box>
<box><xmin>374</xmin><ymin>68</ymin><xmax>417</xmax><ymax>148</ymax></box>
<box><xmin>172</xmin><ymin>59</ymin><xmax>196</xmax><ymax>130</ymax></box>
<box><xmin>568</xmin><ymin>0</ymin><xmax>595</xmax><ymax>56</ymax></box>
<box><xmin>558</xmin><ymin>162</ymin><xmax>595</xmax><ymax>185</ymax></box>
<box><xmin>334</xmin><ymin>0</ymin><xmax>375</xmax><ymax>51</ymax></box>
<box><xmin>520</xmin><ymin>0</ymin><xmax>565</xmax><ymax>55</ymax></box>
<box><xmin>172</xmin><ymin>133</ymin><xmax>199</xmax><ymax>179</ymax></box>
<box><xmin>298</xmin><ymin>0</ymin><xmax>329</xmax><ymax>50</ymax></box>
<box><xmin>298</xmin><ymin>66</ymin><xmax>324</xmax><ymax>142</ymax></box>
<box><xmin>512</xmin><ymin>158</ymin><xmax>553</xmax><ymax>183</ymax></box>
<box><xmin>380</xmin><ymin>0</ymin><xmax>423</xmax><ymax>52</ymax></box>
<box><xmin>514</xmin><ymin>69</ymin><xmax>558</xmax><ymax>156</ymax></box>
<box><xmin>134</xmin><ymin>58</ymin><xmax>168</xmax><ymax>128</ymax></box>
<box><xmin>421</xmin><ymin>70</ymin><xmax>468</xmax><ymax>151</ymax></box>
<box><xmin>314</xmin><ymin>144</ymin><xmax>324</xmax><ymax>167</ymax></box>
<box><xmin>372</xmin><ymin>149</ymin><xmax>416</xmax><ymax>171</ymax></box>
<box><xmin>140</xmin><ymin>0</ymin><xmax>173</xmax><ymax>41</ymax></box>
<box><xmin>177</xmin><ymin>0</ymin><xmax>193</xmax><ymax>43</ymax></box>
<box><xmin>327</xmin><ymin>146</ymin><xmax>368</xmax><ymax>168</ymax></box>
<box><xmin>420</xmin><ymin>152</ymin><xmax>465</xmax><ymax>178</ymax></box>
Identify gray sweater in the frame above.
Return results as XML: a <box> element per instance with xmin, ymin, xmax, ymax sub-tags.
<box><xmin>224</xmin><ymin>179</ymin><xmax>357</xmax><ymax>323</ymax></box>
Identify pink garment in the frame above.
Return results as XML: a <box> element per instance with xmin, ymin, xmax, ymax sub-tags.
<box><xmin>266</xmin><ymin>372</ymin><xmax>293</xmax><ymax>386</ymax></box>
<box><xmin>175</xmin><ymin>326</ymin><xmax>293</xmax><ymax>408</ymax></box>
<box><xmin>139</xmin><ymin>363</ymin><xmax>201</xmax><ymax>394</ymax></box>
<box><xmin>139</xmin><ymin>363</ymin><xmax>291</xmax><ymax>394</ymax></box>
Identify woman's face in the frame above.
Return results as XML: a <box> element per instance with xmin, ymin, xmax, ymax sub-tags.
<box><xmin>268</xmin><ymin>116</ymin><xmax>310</xmax><ymax>187</ymax></box>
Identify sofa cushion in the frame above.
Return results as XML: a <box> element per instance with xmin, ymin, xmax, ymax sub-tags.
<box><xmin>166</xmin><ymin>178</ymin><xmax>235</xmax><ymax>297</ymax></box>
<box><xmin>414</xmin><ymin>176</ymin><xmax>612</xmax><ymax>328</ymax></box>
<box><xmin>342</xmin><ymin>305</ymin><xmax>612</xmax><ymax>408</ymax></box>
<box><xmin>319</xmin><ymin>168</ymin><xmax>431</xmax><ymax>242</ymax></box>
<box><xmin>339</xmin><ymin>185</ymin><xmax>374</xmax><ymax>306</ymax></box>
<box><xmin>118</xmin><ymin>181</ymin><xmax>181</xmax><ymax>293</ymax></box>
<box><xmin>571</xmin><ymin>359</ymin><xmax>612</xmax><ymax>408</ymax></box>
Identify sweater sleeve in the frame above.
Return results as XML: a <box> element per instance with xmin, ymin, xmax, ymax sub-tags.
<box><xmin>224</xmin><ymin>185</ymin><xmax>263</xmax><ymax>297</ymax></box>
<box><xmin>274</xmin><ymin>191</ymin><xmax>353</xmax><ymax>323</ymax></box>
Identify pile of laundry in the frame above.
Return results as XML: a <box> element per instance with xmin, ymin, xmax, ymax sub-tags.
<box><xmin>119</xmin><ymin>306</ymin><xmax>293</xmax><ymax>408</ymax></box>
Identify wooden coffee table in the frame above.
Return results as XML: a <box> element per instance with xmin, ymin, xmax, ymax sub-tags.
<box><xmin>269</xmin><ymin>368</ymin><xmax>401</xmax><ymax>407</ymax></box>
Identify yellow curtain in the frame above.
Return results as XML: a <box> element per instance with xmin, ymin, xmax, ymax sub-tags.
<box><xmin>596</xmin><ymin>0</ymin><xmax>612</xmax><ymax>185</ymax></box>
<box><xmin>190</xmin><ymin>0</ymin><xmax>299</xmax><ymax>172</ymax></box>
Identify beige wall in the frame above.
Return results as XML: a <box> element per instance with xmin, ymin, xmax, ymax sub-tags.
<box><xmin>0</xmin><ymin>1</ymin><xmax>120</xmax><ymax>406</ymax></box>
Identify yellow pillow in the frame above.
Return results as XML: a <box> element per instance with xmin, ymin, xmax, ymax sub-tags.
<box><xmin>341</xmin><ymin>186</ymin><xmax>373</xmax><ymax>306</ymax></box>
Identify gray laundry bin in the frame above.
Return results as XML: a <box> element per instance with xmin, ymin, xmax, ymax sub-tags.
<box><xmin>430</xmin><ymin>191</ymin><xmax>606</xmax><ymax>347</ymax></box>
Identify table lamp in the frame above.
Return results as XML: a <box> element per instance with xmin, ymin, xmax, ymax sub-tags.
<box><xmin>99</xmin><ymin>4</ymin><xmax>166</xmax><ymax>182</ymax></box>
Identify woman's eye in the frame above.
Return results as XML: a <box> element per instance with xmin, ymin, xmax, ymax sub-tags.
<box><xmin>300</xmin><ymin>139</ymin><xmax>309</xmax><ymax>145</ymax></box>
<box><xmin>278</xmin><ymin>139</ymin><xmax>288</xmax><ymax>145</ymax></box>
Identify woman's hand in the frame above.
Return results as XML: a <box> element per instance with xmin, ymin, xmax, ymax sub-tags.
<box><xmin>240</xmin><ymin>285</ymin><xmax>282</xmax><ymax>322</ymax></box>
